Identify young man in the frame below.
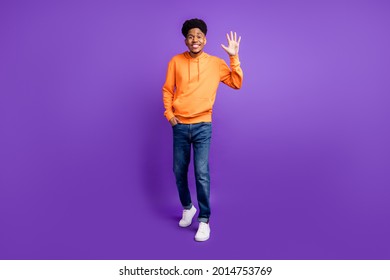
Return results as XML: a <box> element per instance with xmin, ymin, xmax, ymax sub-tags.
<box><xmin>162</xmin><ymin>18</ymin><xmax>243</xmax><ymax>242</ymax></box>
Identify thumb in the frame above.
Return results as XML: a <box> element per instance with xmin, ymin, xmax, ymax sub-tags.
<box><xmin>221</xmin><ymin>44</ymin><xmax>228</xmax><ymax>51</ymax></box>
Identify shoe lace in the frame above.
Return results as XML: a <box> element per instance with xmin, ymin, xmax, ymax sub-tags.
<box><xmin>182</xmin><ymin>209</ymin><xmax>191</xmax><ymax>219</ymax></box>
<box><xmin>198</xmin><ymin>223</ymin><xmax>208</xmax><ymax>233</ymax></box>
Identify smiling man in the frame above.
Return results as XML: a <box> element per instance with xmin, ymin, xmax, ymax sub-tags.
<box><xmin>162</xmin><ymin>18</ymin><xmax>243</xmax><ymax>242</ymax></box>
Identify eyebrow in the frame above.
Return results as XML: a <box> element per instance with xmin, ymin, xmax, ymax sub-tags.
<box><xmin>187</xmin><ymin>33</ymin><xmax>204</xmax><ymax>37</ymax></box>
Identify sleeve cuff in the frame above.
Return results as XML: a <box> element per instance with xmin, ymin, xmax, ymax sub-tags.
<box><xmin>229</xmin><ymin>54</ymin><xmax>240</xmax><ymax>67</ymax></box>
<box><xmin>165</xmin><ymin>111</ymin><xmax>175</xmax><ymax>122</ymax></box>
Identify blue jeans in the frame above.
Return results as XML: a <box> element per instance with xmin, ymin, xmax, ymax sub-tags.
<box><xmin>173</xmin><ymin>122</ymin><xmax>212</xmax><ymax>223</ymax></box>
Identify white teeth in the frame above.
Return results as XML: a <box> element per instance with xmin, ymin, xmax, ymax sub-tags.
<box><xmin>193</xmin><ymin>45</ymin><xmax>199</xmax><ymax>48</ymax></box>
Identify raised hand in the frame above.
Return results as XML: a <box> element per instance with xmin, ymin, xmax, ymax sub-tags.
<box><xmin>221</xmin><ymin>31</ymin><xmax>241</xmax><ymax>56</ymax></box>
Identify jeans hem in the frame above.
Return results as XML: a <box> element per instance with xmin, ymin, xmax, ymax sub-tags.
<box><xmin>183</xmin><ymin>203</ymin><xmax>193</xmax><ymax>210</ymax></box>
<box><xmin>198</xmin><ymin>217</ymin><xmax>209</xmax><ymax>223</ymax></box>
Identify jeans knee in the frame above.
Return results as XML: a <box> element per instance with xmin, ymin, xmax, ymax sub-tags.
<box><xmin>174</xmin><ymin>166</ymin><xmax>186</xmax><ymax>178</ymax></box>
<box><xmin>195</xmin><ymin>165</ymin><xmax>209</xmax><ymax>181</ymax></box>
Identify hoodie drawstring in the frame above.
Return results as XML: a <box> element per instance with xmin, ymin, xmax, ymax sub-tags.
<box><xmin>197</xmin><ymin>60</ymin><xmax>200</xmax><ymax>82</ymax></box>
<box><xmin>188</xmin><ymin>59</ymin><xmax>190</xmax><ymax>82</ymax></box>
<box><xmin>186</xmin><ymin>52</ymin><xmax>204</xmax><ymax>83</ymax></box>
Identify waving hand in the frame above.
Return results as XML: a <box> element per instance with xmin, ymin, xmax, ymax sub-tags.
<box><xmin>221</xmin><ymin>31</ymin><xmax>241</xmax><ymax>56</ymax></box>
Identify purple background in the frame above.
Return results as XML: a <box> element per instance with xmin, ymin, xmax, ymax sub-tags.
<box><xmin>1</xmin><ymin>0</ymin><xmax>389</xmax><ymax>259</ymax></box>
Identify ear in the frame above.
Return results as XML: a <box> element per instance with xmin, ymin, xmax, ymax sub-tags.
<box><xmin>204</xmin><ymin>36</ymin><xmax>207</xmax><ymax>45</ymax></box>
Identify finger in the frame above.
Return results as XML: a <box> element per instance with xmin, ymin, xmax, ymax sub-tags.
<box><xmin>221</xmin><ymin>44</ymin><xmax>228</xmax><ymax>51</ymax></box>
<box><xmin>230</xmin><ymin>31</ymin><xmax>233</xmax><ymax>42</ymax></box>
<box><xmin>234</xmin><ymin>31</ymin><xmax>237</xmax><ymax>42</ymax></box>
<box><xmin>226</xmin><ymin>33</ymin><xmax>230</xmax><ymax>42</ymax></box>
<box><xmin>238</xmin><ymin>36</ymin><xmax>241</xmax><ymax>44</ymax></box>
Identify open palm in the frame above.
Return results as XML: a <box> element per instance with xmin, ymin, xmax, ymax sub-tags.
<box><xmin>221</xmin><ymin>31</ymin><xmax>241</xmax><ymax>56</ymax></box>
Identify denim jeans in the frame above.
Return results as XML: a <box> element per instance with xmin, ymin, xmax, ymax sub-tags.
<box><xmin>173</xmin><ymin>122</ymin><xmax>212</xmax><ymax>223</ymax></box>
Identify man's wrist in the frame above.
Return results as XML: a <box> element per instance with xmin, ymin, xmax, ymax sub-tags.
<box><xmin>166</xmin><ymin>112</ymin><xmax>175</xmax><ymax>122</ymax></box>
<box><xmin>169</xmin><ymin>117</ymin><xmax>178</xmax><ymax>126</ymax></box>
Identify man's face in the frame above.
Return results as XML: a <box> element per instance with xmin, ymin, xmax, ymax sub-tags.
<box><xmin>185</xmin><ymin>28</ymin><xmax>207</xmax><ymax>56</ymax></box>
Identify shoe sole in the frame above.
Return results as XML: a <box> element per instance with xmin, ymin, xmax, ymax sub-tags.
<box><xmin>179</xmin><ymin>222</ymin><xmax>192</xmax><ymax>228</ymax></box>
<box><xmin>195</xmin><ymin>235</ymin><xmax>210</xmax><ymax>242</ymax></box>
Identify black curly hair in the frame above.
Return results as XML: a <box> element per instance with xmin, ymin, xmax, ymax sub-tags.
<box><xmin>181</xmin><ymin>18</ymin><xmax>207</xmax><ymax>37</ymax></box>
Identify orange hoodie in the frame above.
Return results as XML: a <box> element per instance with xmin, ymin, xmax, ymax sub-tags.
<box><xmin>162</xmin><ymin>51</ymin><xmax>243</xmax><ymax>124</ymax></box>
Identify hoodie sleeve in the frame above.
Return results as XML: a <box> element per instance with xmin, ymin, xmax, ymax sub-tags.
<box><xmin>220</xmin><ymin>55</ymin><xmax>243</xmax><ymax>89</ymax></box>
<box><xmin>162</xmin><ymin>59</ymin><xmax>176</xmax><ymax>121</ymax></box>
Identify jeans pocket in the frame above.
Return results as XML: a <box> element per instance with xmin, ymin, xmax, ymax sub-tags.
<box><xmin>172</xmin><ymin>123</ymin><xmax>181</xmax><ymax>130</ymax></box>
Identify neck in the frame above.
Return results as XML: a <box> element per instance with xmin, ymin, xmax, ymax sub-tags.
<box><xmin>189</xmin><ymin>50</ymin><xmax>204</xmax><ymax>58</ymax></box>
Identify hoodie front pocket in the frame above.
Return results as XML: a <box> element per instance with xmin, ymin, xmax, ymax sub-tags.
<box><xmin>173</xmin><ymin>97</ymin><xmax>212</xmax><ymax>117</ymax></box>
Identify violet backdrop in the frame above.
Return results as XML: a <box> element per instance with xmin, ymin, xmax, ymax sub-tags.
<box><xmin>1</xmin><ymin>0</ymin><xmax>389</xmax><ymax>259</ymax></box>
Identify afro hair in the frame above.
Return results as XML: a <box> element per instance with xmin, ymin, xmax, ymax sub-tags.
<box><xmin>181</xmin><ymin>18</ymin><xmax>207</xmax><ymax>37</ymax></box>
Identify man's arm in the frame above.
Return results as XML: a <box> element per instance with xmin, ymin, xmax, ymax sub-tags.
<box><xmin>220</xmin><ymin>31</ymin><xmax>243</xmax><ymax>89</ymax></box>
<box><xmin>162</xmin><ymin>60</ymin><xmax>181</xmax><ymax>125</ymax></box>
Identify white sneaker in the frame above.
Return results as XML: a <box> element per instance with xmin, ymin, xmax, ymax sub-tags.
<box><xmin>195</xmin><ymin>222</ymin><xmax>210</xmax><ymax>242</ymax></box>
<box><xmin>179</xmin><ymin>206</ymin><xmax>197</xmax><ymax>227</ymax></box>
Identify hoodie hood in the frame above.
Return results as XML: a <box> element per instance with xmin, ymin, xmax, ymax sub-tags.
<box><xmin>183</xmin><ymin>51</ymin><xmax>209</xmax><ymax>82</ymax></box>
